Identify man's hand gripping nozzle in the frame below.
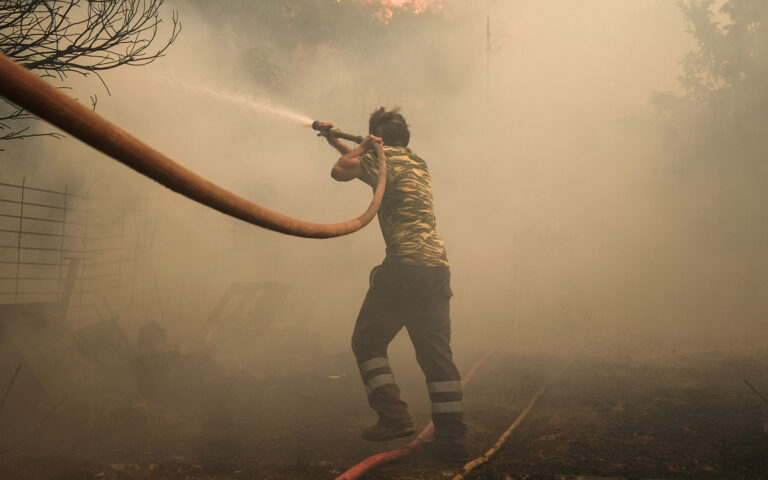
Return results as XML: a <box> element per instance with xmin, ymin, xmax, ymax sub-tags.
<box><xmin>312</xmin><ymin>120</ymin><xmax>364</xmax><ymax>144</ymax></box>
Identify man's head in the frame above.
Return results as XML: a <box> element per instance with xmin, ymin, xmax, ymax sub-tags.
<box><xmin>369</xmin><ymin>107</ymin><xmax>410</xmax><ymax>147</ymax></box>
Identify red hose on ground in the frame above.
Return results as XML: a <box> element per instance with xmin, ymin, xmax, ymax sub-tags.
<box><xmin>333</xmin><ymin>344</ymin><xmax>505</xmax><ymax>480</ymax></box>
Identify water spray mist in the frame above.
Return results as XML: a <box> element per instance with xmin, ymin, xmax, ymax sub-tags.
<box><xmin>184</xmin><ymin>83</ymin><xmax>314</xmax><ymax>127</ymax></box>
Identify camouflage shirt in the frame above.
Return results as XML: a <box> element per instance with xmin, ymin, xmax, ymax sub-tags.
<box><xmin>358</xmin><ymin>146</ymin><xmax>449</xmax><ymax>267</ymax></box>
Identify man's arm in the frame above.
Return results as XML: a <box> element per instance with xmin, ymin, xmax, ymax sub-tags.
<box><xmin>328</xmin><ymin>137</ymin><xmax>353</xmax><ymax>156</ymax></box>
<box><xmin>331</xmin><ymin>135</ymin><xmax>382</xmax><ymax>182</ymax></box>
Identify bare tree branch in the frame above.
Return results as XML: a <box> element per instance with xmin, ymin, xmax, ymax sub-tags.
<box><xmin>0</xmin><ymin>0</ymin><xmax>181</xmax><ymax>147</ymax></box>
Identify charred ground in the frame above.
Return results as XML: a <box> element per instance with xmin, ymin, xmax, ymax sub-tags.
<box><xmin>1</xmin><ymin>339</ymin><xmax>766</xmax><ymax>480</ymax></box>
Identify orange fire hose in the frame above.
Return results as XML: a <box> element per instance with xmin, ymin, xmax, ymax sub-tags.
<box><xmin>0</xmin><ymin>52</ymin><xmax>386</xmax><ymax>238</ymax></box>
<box><xmin>333</xmin><ymin>344</ymin><xmax>505</xmax><ymax>480</ymax></box>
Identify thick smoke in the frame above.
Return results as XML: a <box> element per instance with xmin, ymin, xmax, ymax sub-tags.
<box><xmin>2</xmin><ymin>2</ymin><xmax>766</xmax><ymax>456</ymax></box>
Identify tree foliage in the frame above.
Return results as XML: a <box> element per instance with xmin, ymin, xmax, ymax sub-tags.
<box><xmin>679</xmin><ymin>0</ymin><xmax>768</xmax><ymax>99</ymax></box>
<box><xmin>0</xmin><ymin>0</ymin><xmax>180</xmax><ymax>146</ymax></box>
<box><xmin>656</xmin><ymin>0</ymin><xmax>768</xmax><ymax>153</ymax></box>
<box><xmin>653</xmin><ymin>1</ymin><xmax>768</xmax><ymax>326</ymax></box>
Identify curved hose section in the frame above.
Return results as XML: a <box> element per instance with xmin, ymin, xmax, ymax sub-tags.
<box><xmin>0</xmin><ymin>53</ymin><xmax>386</xmax><ymax>238</ymax></box>
<box><xmin>333</xmin><ymin>343</ymin><xmax>506</xmax><ymax>480</ymax></box>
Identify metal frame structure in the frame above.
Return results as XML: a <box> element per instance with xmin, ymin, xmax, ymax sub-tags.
<box><xmin>0</xmin><ymin>178</ymin><xmax>159</xmax><ymax>325</ymax></box>
<box><xmin>0</xmin><ymin>179</ymin><xmax>87</xmax><ymax>304</ymax></box>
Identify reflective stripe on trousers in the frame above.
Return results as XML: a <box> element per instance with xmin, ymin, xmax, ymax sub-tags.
<box><xmin>359</xmin><ymin>357</ymin><xmax>390</xmax><ymax>374</ymax></box>
<box><xmin>359</xmin><ymin>356</ymin><xmax>398</xmax><ymax>394</ymax></box>
<box><xmin>427</xmin><ymin>379</ymin><xmax>463</xmax><ymax>414</ymax></box>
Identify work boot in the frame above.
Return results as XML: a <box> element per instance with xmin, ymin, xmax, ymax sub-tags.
<box><xmin>421</xmin><ymin>438</ymin><xmax>470</xmax><ymax>464</ymax></box>
<box><xmin>360</xmin><ymin>421</ymin><xmax>415</xmax><ymax>442</ymax></box>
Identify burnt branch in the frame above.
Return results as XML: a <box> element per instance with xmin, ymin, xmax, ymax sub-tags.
<box><xmin>0</xmin><ymin>97</ymin><xmax>64</xmax><ymax>150</ymax></box>
<box><xmin>0</xmin><ymin>0</ymin><xmax>181</xmax><ymax>146</ymax></box>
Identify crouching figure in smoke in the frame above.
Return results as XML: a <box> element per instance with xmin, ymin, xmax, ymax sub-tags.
<box><xmin>318</xmin><ymin>107</ymin><xmax>466</xmax><ymax>460</ymax></box>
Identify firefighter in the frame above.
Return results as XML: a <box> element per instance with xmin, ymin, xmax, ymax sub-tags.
<box><xmin>317</xmin><ymin>107</ymin><xmax>466</xmax><ymax>460</ymax></box>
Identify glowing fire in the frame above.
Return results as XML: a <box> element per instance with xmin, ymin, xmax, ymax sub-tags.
<box><xmin>344</xmin><ymin>0</ymin><xmax>443</xmax><ymax>22</ymax></box>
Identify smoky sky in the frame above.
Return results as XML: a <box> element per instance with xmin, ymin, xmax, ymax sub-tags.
<box><xmin>2</xmin><ymin>0</ymin><xmax>765</xmax><ymax>358</ymax></box>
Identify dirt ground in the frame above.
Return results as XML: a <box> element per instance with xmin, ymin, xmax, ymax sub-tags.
<box><xmin>1</xmin><ymin>344</ymin><xmax>767</xmax><ymax>480</ymax></box>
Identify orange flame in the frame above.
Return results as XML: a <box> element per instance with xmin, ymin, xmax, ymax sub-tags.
<box><xmin>343</xmin><ymin>0</ymin><xmax>443</xmax><ymax>22</ymax></box>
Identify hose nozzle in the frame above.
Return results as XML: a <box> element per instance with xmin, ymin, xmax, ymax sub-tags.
<box><xmin>312</xmin><ymin>121</ymin><xmax>364</xmax><ymax>144</ymax></box>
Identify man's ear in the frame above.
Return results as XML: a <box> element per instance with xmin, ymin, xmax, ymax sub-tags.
<box><xmin>377</xmin><ymin>127</ymin><xmax>383</xmax><ymax>139</ymax></box>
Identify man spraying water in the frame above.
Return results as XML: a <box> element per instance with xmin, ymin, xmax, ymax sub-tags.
<box><xmin>317</xmin><ymin>108</ymin><xmax>466</xmax><ymax>461</ymax></box>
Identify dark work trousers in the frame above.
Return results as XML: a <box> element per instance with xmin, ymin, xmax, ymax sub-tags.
<box><xmin>351</xmin><ymin>261</ymin><xmax>466</xmax><ymax>444</ymax></box>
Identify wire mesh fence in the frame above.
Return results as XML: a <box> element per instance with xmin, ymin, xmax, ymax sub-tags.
<box><xmin>0</xmin><ymin>179</ymin><xmax>80</xmax><ymax>304</ymax></box>
<box><xmin>0</xmin><ymin>178</ymin><xmax>160</xmax><ymax>325</ymax></box>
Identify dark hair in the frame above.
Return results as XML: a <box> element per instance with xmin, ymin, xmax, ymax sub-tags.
<box><xmin>369</xmin><ymin>106</ymin><xmax>410</xmax><ymax>147</ymax></box>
